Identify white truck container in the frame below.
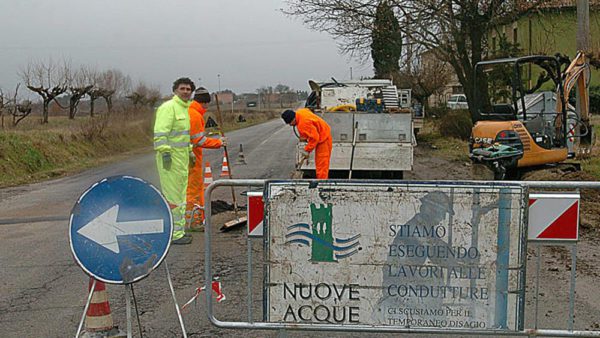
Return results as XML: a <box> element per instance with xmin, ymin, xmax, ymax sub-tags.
<box><xmin>398</xmin><ymin>88</ymin><xmax>424</xmax><ymax>135</ymax></box>
<box><xmin>298</xmin><ymin>79</ymin><xmax>414</xmax><ymax>179</ymax></box>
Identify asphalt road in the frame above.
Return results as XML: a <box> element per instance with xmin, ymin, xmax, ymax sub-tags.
<box><xmin>2</xmin><ymin>119</ymin><xmax>599</xmax><ymax>337</ymax></box>
<box><xmin>0</xmin><ymin>118</ymin><xmax>298</xmax><ymax>337</ymax></box>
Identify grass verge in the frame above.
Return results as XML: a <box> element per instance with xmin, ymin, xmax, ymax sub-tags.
<box><xmin>0</xmin><ymin>108</ymin><xmax>278</xmax><ymax>188</ymax></box>
<box><xmin>581</xmin><ymin>123</ymin><xmax>600</xmax><ymax>180</ymax></box>
<box><xmin>417</xmin><ymin>119</ymin><xmax>471</xmax><ymax>162</ymax></box>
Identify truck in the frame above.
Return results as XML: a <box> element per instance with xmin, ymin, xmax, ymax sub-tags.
<box><xmin>397</xmin><ymin>88</ymin><xmax>424</xmax><ymax>135</ymax></box>
<box><xmin>297</xmin><ymin>79</ymin><xmax>414</xmax><ymax>179</ymax></box>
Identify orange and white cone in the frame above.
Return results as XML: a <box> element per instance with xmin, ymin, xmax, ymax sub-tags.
<box><xmin>204</xmin><ymin>161</ymin><xmax>214</xmax><ymax>189</ymax></box>
<box><xmin>83</xmin><ymin>278</ymin><xmax>120</xmax><ymax>334</ymax></box>
<box><xmin>220</xmin><ymin>155</ymin><xmax>230</xmax><ymax>178</ymax></box>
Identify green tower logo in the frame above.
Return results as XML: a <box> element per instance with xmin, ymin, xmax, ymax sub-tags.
<box><xmin>285</xmin><ymin>203</ymin><xmax>361</xmax><ymax>262</ymax></box>
<box><xmin>310</xmin><ymin>203</ymin><xmax>334</xmax><ymax>262</ymax></box>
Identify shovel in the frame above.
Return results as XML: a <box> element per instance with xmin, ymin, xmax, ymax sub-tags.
<box><xmin>291</xmin><ymin>157</ymin><xmax>308</xmax><ymax>179</ymax></box>
<box><xmin>214</xmin><ymin>94</ymin><xmax>247</xmax><ymax>232</ymax></box>
<box><xmin>349</xmin><ymin>121</ymin><xmax>358</xmax><ymax>179</ymax></box>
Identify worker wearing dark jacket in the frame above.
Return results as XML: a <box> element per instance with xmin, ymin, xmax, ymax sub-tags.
<box><xmin>281</xmin><ymin>108</ymin><xmax>332</xmax><ymax>179</ymax></box>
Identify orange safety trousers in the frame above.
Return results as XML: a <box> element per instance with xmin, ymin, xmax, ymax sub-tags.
<box><xmin>295</xmin><ymin>108</ymin><xmax>332</xmax><ymax>179</ymax></box>
<box><xmin>315</xmin><ymin>137</ymin><xmax>332</xmax><ymax>179</ymax></box>
<box><xmin>186</xmin><ymin>101</ymin><xmax>222</xmax><ymax>226</ymax></box>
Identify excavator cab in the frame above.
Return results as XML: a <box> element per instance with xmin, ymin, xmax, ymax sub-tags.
<box><xmin>468</xmin><ymin>54</ymin><xmax>588</xmax><ymax>179</ymax></box>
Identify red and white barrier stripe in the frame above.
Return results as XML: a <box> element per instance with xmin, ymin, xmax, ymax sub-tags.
<box><xmin>247</xmin><ymin>192</ymin><xmax>264</xmax><ymax>237</ymax></box>
<box><xmin>528</xmin><ymin>193</ymin><xmax>579</xmax><ymax>241</ymax></box>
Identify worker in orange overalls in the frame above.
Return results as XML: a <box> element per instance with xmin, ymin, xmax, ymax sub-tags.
<box><xmin>281</xmin><ymin>108</ymin><xmax>332</xmax><ymax>179</ymax></box>
<box><xmin>186</xmin><ymin>87</ymin><xmax>226</xmax><ymax>230</ymax></box>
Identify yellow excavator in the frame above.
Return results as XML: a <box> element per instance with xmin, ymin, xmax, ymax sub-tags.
<box><xmin>469</xmin><ymin>52</ymin><xmax>592</xmax><ymax>179</ymax></box>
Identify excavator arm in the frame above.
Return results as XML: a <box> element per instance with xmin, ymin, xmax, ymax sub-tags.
<box><xmin>556</xmin><ymin>51</ymin><xmax>593</xmax><ymax>155</ymax></box>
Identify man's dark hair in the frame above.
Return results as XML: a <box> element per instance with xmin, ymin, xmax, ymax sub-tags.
<box><xmin>172</xmin><ymin>77</ymin><xmax>196</xmax><ymax>92</ymax></box>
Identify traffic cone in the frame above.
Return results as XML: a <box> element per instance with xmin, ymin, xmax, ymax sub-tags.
<box><xmin>204</xmin><ymin>161</ymin><xmax>213</xmax><ymax>189</ymax></box>
<box><xmin>220</xmin><ymin>155</ymin><xmax>230</xmax><ymax>178</ymax></box>
<box><xmin>236</xmin><ymin>144</ymin><xmax>247</xmax><ymax>165</ymax></box>
<box><xmin>82</xmin><ymin>278</ymin><xmax>124</xmax><ymax>337</ymax></box>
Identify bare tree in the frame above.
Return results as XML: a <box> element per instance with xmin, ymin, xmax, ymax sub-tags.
<box><xmin>145</xmin><ymin>87</ymin><xmax>162</xmax><ymax>108</ymax></box>
<box><xmin>127</xmin><ymin>82</ymin><xmax>161</xmax><ymax>108</ymax></box>
<box><xmin>66</xmin><ymin>66</ymin><xmax>94</xmax><ymax>119</ymax></box>
<box><xmin>285</xmin><ymin>0</ymin><xmax>544</xmax><ymax>115</ymax></box>
<box><xmin>274</xmin><ymin>84</ymin><xmax>291</xmax><ymax>108</ymax></box>
<box><xmin>97</xmin><ymin>69</ymin><xmax>132</xmax><ymax>113</ymax></box>
<box><xmin>283</xmin><ymin>1</ymin><xmax>379</xmax><ymax>61</ymax></box>
<box><xmin>4</xmin><ymin>84</ymin><xmax>33</xmax><ymax>126</ymax></box>
<box><xmin>257</xmin><ymin>86</ymin><xmax>273</xmax><ymax>109</ymax></box>
<box><xmin>13</xmin><ymin>100</ymin><xmax>33</xmax><ymax>126</ymax></box>
<box><xmin>398</xmin><ymin>54</ymin><xmax>451</xmax><ymax>106</ymax></box>
<box><xmin>0</xmin><ymin>88</ymin><xmax>5</xmax><ymax>129</ymax></box>
<box><xmin>20</xmin><ymin>59</ymin><xmax>68</xmax><ymax>123</ymax></box>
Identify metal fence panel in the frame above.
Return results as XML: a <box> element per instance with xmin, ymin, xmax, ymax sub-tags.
<box><xmin>265</xmin><ymin>181</ymin><xmax>527</xmax><ymax>331</ymax></box>
<box><xmin>203</xmin><ymin>179</ymin><xmax>600</xmax><ymax>337</ymax></box>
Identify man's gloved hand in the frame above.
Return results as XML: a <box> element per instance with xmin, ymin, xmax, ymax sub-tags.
<box><xmin>162</xmin><ymin>152</ymin><xmax>172</xmax><ymax>170</ymax></box>
<box><xmin>189</xmin><ymin>151</ymin><xmax>196</xmax><ymax>167</ymax></box>
<box><xmin>221</xmin><ymin>137</ymin><xmax>228</xmax><ymax>147</ymax></box>
<box><xmin>300</xmin><ymin>149</ymin><xmax>310</xmax><ymax>160</ymax></box>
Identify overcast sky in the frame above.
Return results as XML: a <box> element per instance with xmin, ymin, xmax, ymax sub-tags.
<box><xmin>0</xmin><ymin>0</ymin><xmax>372</xmax><ymax>95</ymax></box>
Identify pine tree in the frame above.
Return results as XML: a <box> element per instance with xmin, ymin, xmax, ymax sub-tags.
<box><xmin>371</xmin><ymin>1</ymin><xmax>402</xmax><ymax>78</ymax></box>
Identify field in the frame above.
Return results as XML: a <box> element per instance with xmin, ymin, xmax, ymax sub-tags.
<box><xmin>0</xmin><ymin>107</ymin><xmax>278</xmax><ymax>188</ymax></box>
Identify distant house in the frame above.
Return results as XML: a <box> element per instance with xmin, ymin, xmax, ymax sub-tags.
<box><xmin>421</xmin><ymin>50</ymin><xmax>464</xmax><ymax>108</ymax></box>
<box><xmin>489</xmin><ymin>1</ymin><xmax>600</xmax><ymax>85</ymax></box>
<box><xmin>427</xmin><ymin>1</ymin><xmax>600</xmax><ymax>107</ymax></box>
<box><xmin>213</xmin><ymin>92</ymin><xmax>234</xmax><ymax>105</ymax></box>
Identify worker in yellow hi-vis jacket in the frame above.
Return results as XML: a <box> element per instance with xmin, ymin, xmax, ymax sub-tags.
<box><xmin>153</xmin><ymin>77</ymin><xmax>195</xmax><ymax>245</ymax></box>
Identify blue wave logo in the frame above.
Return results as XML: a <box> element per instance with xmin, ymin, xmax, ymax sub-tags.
<box><xmin>285</xmin><ymin>223</ymin><xmax>361</xmax><ymax>260</ymax></box>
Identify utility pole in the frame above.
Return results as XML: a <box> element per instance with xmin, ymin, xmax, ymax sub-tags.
<box><xmin>577</xmin><ymin>0</ymin><xmax>590</xmax><ymax>52</ymax></box>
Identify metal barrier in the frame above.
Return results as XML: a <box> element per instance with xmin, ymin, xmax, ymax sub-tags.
<box><xmin>204</xmin><ymin>179</ymin><xmax>600</xmax><ymax>337</ymax></box>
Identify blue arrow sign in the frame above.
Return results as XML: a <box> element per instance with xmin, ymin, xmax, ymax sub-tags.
<box><xmin>69</xmin><ymin>176</ymin><xmax>172</xmax><ymax>284</ymax></box>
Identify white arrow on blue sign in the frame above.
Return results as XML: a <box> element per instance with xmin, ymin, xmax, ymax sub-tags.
<box><xmin>69</xmin><ymin>176</ymin><xmax>172</xmax><ymax>284</ymax></box>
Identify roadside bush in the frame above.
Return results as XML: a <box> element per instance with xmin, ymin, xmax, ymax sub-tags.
<box><xmin>438</xmin><ymin>109</ymin><xmax>473</xmax><ymax>140</ymax></box>
<box><xmin>427</xmin><ymin>106</ymin><xmax>451</xmax><ymax>119</ymax></box>
<box><xmin>78</xmin><ymin>114</ymin><xmax>110</xmax><ymax>141</ymax></box>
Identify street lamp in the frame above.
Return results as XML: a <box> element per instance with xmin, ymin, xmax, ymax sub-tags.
<box><xmin>217</xmin><ymin>74</ymin><xmax>221</xmax><ymax>93</ymax></box>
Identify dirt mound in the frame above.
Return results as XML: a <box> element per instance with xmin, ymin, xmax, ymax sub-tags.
<box><xmin>211</xmin><ymin>200</ymin><xmax>246</xmax><ymax>214</ymax></box>
<box><xmin>521</xmin><ymin>165</ymin><xmax>593</xmax><ymax>182</ymax></box>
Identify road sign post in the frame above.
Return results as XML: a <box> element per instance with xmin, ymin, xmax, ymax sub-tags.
<box><xmin>527</xmin><ymin>192</ymin><xmax>580</xmax><ymax>331</ymax></box>
<box><xmin>70</xmin><ymin>176</ymin><xmax>187</xmax><ymax>337</ymax></box>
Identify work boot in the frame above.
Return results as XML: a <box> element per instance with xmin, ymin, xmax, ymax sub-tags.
<box><xmin>171</xmin><ymin>235</ymin><xmax>192</xmax><ymax>245</ymax></box>
<box><xmin>188</xmin><ymin>219</ymin><xmax>205</xmax><ymax>232</ymax></box>
<box><xmin>188</xmin><ymin>225</ymin><xmax>205</xmax><ymax>232</ymax></box>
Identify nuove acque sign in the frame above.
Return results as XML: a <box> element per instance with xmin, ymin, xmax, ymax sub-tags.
<box><xmin>265</xmin><ymin>181</ymin><xmax>527</xmax><ymax>331</ymax></box>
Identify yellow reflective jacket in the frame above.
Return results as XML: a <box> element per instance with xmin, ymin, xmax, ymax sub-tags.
<box><xmin>153</xmin><ymin>95</ymin><xmax>192</xmax><ymax>153</ymax></box>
